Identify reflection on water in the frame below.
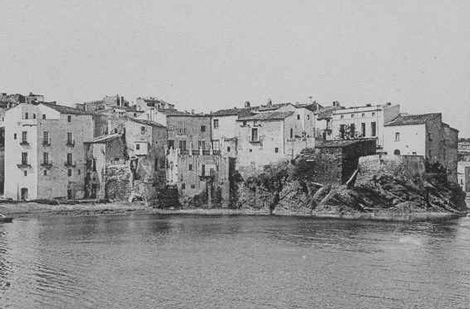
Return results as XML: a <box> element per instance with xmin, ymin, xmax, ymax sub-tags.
<box><xmin>0</xmin><ymin>214</ymin><xmax>469</xmax><ymax>309</ymax></box>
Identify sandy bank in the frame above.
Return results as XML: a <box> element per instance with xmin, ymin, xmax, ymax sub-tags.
<box><xmin>0</xmin><ymin>202</ymin><xmax>466</xmax><ymax>222</ymax></box>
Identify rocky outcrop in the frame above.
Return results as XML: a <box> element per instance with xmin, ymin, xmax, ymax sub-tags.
<box><xmin>232</xmin><ymin>154</ymin><xmax>467</xmax><ymax>218</ymax></box>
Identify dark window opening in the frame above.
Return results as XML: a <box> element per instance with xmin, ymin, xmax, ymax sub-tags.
<box><xmin>14</xmin><ymin>133</ymin><xmax>17</xmax><ymax>140</ymax></box>
<box><xmin>25</xmin><ymin>113</ymin><xmax>29</xmax><ymax>119</ymax></box>
<box><xmin>297</xmin><ymin>114</ymin><xmax>300</xmax><ymax>120</ymax></box>
<box><xmin>275</xmin><ymin>147</ymin><xmax>279</xmax><ymax>153</ymax></box>
<box><xmin>339</xmin><ymin>125</ymin><xmax>345</xmax><ymax>139</ymax></box>
<box><xmin>227</xmin><ymin>146</ymin><xmax>231</xmax><ymax>152</ymax></box>
<box><xmin>189</xmin><ymin>164</ymin><xmax>193</xmax><ymax>171</ymax></box>
<box><xmin>201</xmin><ymin>125</ymin><xmax>206</xmax><ymax>132</ymax></box>
<box><xmin>68</xmin><ymin>169</ymin><xmax>72</xmax><ymax>177</ymax></box>
<box><xmin>201</xmin><ymin>164</ymin><xmax>206</xmax><ymax>176</ymax></box>
<box><xmin>361</xmin><ymin>123</ymin><xmax>366</xmax><ymax>136</ymax></box>
<box><xmin>21</xmin><ymin>152</ymin><xmax>28</xmax><ymax>165</ymax></box>
<box><xmin>191</xmin><ymin>184</ymin><xmax>195</xmax><ymax>189</ymax></box>
<box><xmin>290</xmin><ymin>128</ymin><xmax>293</xmax><ymax>139</ymax></box>
<box><xmin>42</xmin><ymin>114</ymin><xmax>46</xmax><ymax>120</ymax></box>
<box><xmin>168</xmin><ymin>140</ymin><xmax>175</xmax><ymax>149</ymax></box>
<box><xmin>371</xmin><ymin>122</ymin><xmax>377</xmax><ymax>137</ymax></box>
<box><xmin>67</xmin><ymin>115</ymin><xmax>71</xmax><ymax>122</ymax></box>
<box><xmin>181</xmin><ymin>183</ymin><xmax>186</xmax><ymax>190</ymax></box>
<box><xmin>213</xmin><ymin>119</ymin><xmax>219</xmax><ymax>128</ymax></box>
<box><xmin>44</xmin><ymin>170</ymin><xmax>47</xmax><ymax>176</ymax></box>
<box><xmin>24</xmin><ymin>171</ymin><xmax>27</xmax><ymax>176</ymax></box>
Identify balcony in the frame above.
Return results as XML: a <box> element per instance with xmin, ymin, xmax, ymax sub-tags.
<box><xmin>17</xmin><ymin>163</ymin><xmax>31</xmax><ymax>168</ymax></box>
<box><xmin>249</xmin><ymin>139</ymin><xmax>261</xmax><ymax>144</ymax></box>
<box><xmin>20</xmin><ymin>140</ymin><xmax>30</xmax><ymax>146</ymax></box>
<box><xmin>64</xmin><ymin>161</ymin><xmax>76</xmax><ymax>168</ymax></box>
<box><xmin>40</xmin><ymin>162</ymin><xmax>53</xmax><ymax>169</ymax></box>
<box><xmin>42</xmin><ymin>140</ymin><xmax>51</xmax><ymax>147</ymax></box>
<box><xmin>66</xmin><ymin>140</ymin><xmax>75</xmax><ymax>148</ymax></box>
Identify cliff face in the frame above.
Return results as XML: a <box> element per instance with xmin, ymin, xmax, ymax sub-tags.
<box><xmin>232</xmin><ymin>154</ymin><xmax>467</xmax><ymax>216</ymax></box>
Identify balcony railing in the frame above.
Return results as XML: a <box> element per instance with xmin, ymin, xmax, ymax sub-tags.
<box><xmin>66</xmin><ymin>140</ymin><xmax>75</xmax><ymax>147</ymax></box>
<box><xmin>17</xmin><ymin>163</ymin><xmax>31</xmax><ymax>168</ymax></box>
<box><xmin>20</xmin><ymin>141</ymin><xmax>30</xmax><ymax>146</ymax></box>
<box><xmin>40</xmin><ymin>162</ymin><xmax>53</xmax><ymax>169</ymax></box>
<box><xmin>42</xmin><ymin>140</ymin><xmax>51</xmax><ymax>147</ymax></box>
<box><xmin>64</xmin><ymin>161</ymin><xmax>76</xmax><ymax>167</ymax></box>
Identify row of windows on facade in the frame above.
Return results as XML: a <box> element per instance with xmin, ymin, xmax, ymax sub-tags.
<box><xmin>338</xmin><ymin>112</ymin><xmax>376</xmax><ymax>119</ymax></box>
<box><xmin>21</xmin><ymin>152</ymin><xmax>75</xmax><ymax>165</ymax></box>
<box><xmin>393</xmin><ymin>132</ymin><xmax>433</xmax><ymax>142</ymax></box>
<box><xmin>23</xmin><ymin>113</ymin><xmax>73</xmax><ymax>122</ymax></box>
<box><xmin>14</xmin><ymin>131</ymin><xmax>74</xmax><ymax>145</ymax></box>
<box><xmin>249</xmin><ymin>127</ymin><xmax>308</xmax><ymax>142</ymax></box>
<box><xmin>339</xmin><ymin>122</ymin><xmax>377</xmax><ymax>138</ymax></box>
<box><xmin>21</xmin><ymin>168</ymin><xmax>79</xmax><ymax>177</ymax></box>
<box><xmin>167</xmin><ymin>140</ymin><xmax>210</xmax><ymax>150</ymax></box>
<box><xmin>169</xmin><ymin>126</ymin><xmax>207</xmax><ymax>135</ymax></box>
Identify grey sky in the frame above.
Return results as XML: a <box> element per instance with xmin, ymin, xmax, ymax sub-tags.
<box><xmin>1</xmin><ymin>0</ymin><xmax>469</xmax><ymax>136</ymax></box>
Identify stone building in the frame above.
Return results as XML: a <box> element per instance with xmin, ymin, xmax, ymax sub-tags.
<box><xmin>166</xmin><ymin>148</ymin><xmax>231</xmax><ymax>207</ymax></box>
<box><xmin>166</xmin><ymin>114</ymin><xmax>212</xmax><ymax>154</ymax></box>
<box><xmin>2</xmin><ymin>102</ymin><xmax>94</xmax><ymax>200</ymax></box>
<box><xmin>326</xmin><ymin>103</ymin><xmax>400</xmax><ymax>150</ymax></box>
<box><xmin>75</xmin><ymin>94</ymin><xmax>129</xmax><ymax>113</ymax></box>
<box><xmin>383</xmin><ymin>113</ymin><xmax>458</xmax><ymax>183</ymax></box>
<box><xmin>84</xmin><ymin>133</ymin><xmax>128</xmax><ymax>199</ymax></box>
<box><xmin>235</xmin><ymin>106</ymin><xmax>315</xmax><ymax>175</ymax></box>
<box><xmin>311</xmin><ymin>139</ymin><xmax>377</xmax><ymax>184</ymax></box>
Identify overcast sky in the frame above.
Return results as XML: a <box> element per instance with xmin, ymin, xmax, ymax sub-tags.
<box><xmin>1</xmin><ymin>0</ymin><xmax>469</xmax><ymax>135</ymax></box>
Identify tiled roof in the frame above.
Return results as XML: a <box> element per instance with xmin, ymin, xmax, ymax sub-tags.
<box><xmin>42</xmin><ymin>102</ymin><xmax>92</xmax><ymax>115</ymax></box>
<box><xmin>212</xmin><ymin>107</ymin><xmax>251</xmax><ymax>116</ymax></box>
<box><xmin>128</xmin><ymin>117</ymin><xmax>166</xmax><ymax>128</ymax></box>
<box><xmin>316</xmin><ymin>139</ymin><xmax>376</xmax><ymax>148</ymax></box>
<box><xmin>157</xmin><ymin>108</ymin><xmax>189</xmax><ymax>115</ymax></box>
<box><xmin>237</xmin><ymin>111</ymin><xmax>294</xmax><ymax>121</ymax></box>
<box><xmin>89</xmin><ymin>133</ymin><xmax>121</xmax><ymax>144</ymax></box>
<box><xmin>385</xmin><ymin>113</ymin><xmax>441</xmax><ymax>126</ymax></box>
<box><xmin>316</xmin><ymin>106</ymin><xmax>344</xmax><ymax>120</ymax></box>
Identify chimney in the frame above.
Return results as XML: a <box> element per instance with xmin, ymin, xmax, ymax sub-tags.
<box><xmin>267</xmin><ymin>99</ymin><xmax>272</xmax><ymax>107</ymax></box>
<box><xmin>386</xmin><ymin>102</ymin><xmax>392</xmax><ymax>106</ymax></box>
<box><xmin>332</xmin><ymin>101</ymin><xmax>340</xmax><ymax>107</ymax></box>
<box><xmin>244</xmin><ymin>101</ymin><xmax>251</xmax><ymax>108</ymax></box>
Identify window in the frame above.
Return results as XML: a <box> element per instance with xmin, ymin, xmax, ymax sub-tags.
<box><xmin>43</xmin><ymin>152</ymin><xmax>49</xmax><ymax>164</ymax></box>
<box><xmin>428</xmin><ymin>132</ymin><xmax>432</xmax><ymax>141</ymax></box>
<box><xmin>275</xmin><ymin>147</ymin><xmax>279</xmax><ymax>153</ymax></box>
<box><xmin>14</xmin><ymin>133</ymin><xmax>17</xmax><ymax>140</ymax></box>
<box><xmin>350</xmin><ymin>124</ymin><xmax>355</xmax><ymax>137</ymax></box>
<box><xmin>297</xmin><ymin>114</ymin><xmax>300</xmax><ymax>120</ymax></box>
<box><xmin>78</xmin><ymin>169</ymin><xmax>81</xmax><ymax>175</ymax></box>
<box><xmin>395</xmin><ymin>132</ymin><xmax>400</xmax><ymax>141</ymax></box>
<box><xmin>361</xmin><ymin>123</ymin><xmax>366</xmax><ymax>136</ymax></box>
<box><xmin>339</xmin><ymin>125</ymin><xmax>346</xmax><ymax>139</ymax></box>
<box><xmin>67</xmin><ymin>132</ymin><xmax>73</xmax><ymax>144</ymax></box>
<box><xmin>371</xmin><ymin>112</ymin><xmax>375</xmax><ymax>117</ymax></box>
<box><xmin>307</xmin><ymin>115</ymin><xmax>310</xmax><ymax>120</ymax></box>
<box><xmin>191</xmin><ymin>184</ymin><xmax>196</xmax><ymax>189</ymax></box>
<box><xmin>242</xmin><ymin>121</ymin><xmax>247</xmax><ymax>126</ymax></box>
<box><xmin>412</xmin><ymin>152</ymin><xmax>417</xmax><ymax>155</ymax></box>
<box><xmin>43</xmin><ymin>131</ymin><xmax>49</xmax><ymax>144</ymax></box>
<box><xmin>181</xmin><ymin>183</ymin><xmax>186</xmax><ymax>190</ymax></box>
<box><xmin>227</xmin><ymin>146</ymin><xmax>231</xmax><ymax>152</ymax></box>
<box><xmin>212</xmin><ymin>140</ymin><xmax>220</xmax><ymax>151</ymax></box>
<box><xmin>213</xmin><ymin>119</ymin><xmax>219</xmax><ymax>128</ymax></box>
<box><xmin>362</xmin><ymin>113</ymin><xmax>365</xmax><ymax>117</ymax></box>
<box><xmin>68</xmin><ymin>169</ymin><xmax>72</xmax><ymax>177</ymax></box>
<box><xmin>67</xmin><ymin>153</ymin><xmax>72</xmax><ymax>165</ymax></box>
<box><xmin>44</xmin><ymin>170</ymin><xmax>47</xmax><ymax>176</ymax></box>
<box><xmin>24</xmin><ymin>171</ymin><xmax>27</xmax><ymax>176</ymax></box>
<box><xmin>249</xmin><ymin>149</ymin><xmax>252</xmax><ymax>152</ymax></box>
<box><xmin>201</xmin><ymin>125</ymin><xmax>206</xmax><ymax>132</ymax></box>
<box><xmin>25</xmin><ymin>112</ymin><xmax>29</xmax><ymax>119</ymax></box>
<box><xmin>201</xmin><ymin>164</ymin><xmax>206</xmax><ymax>176</ymax></box>
<box><xmin>67</xmin><ymin>115</ymin><xmax>71</xmax><ymax>122</ymax></box>
<box><xmin>290</xmin><ymin>128</ymin><xmax>293</xmax><ymax>139</ymax></box>
<box><xmin>340</xmin><ymin>115</ymin><xmax>344</xmax><ymax>119</ymax></box>
<box><xmin>394</xmin><ymin>149</ymin><xmax>401</xmax><ymax>155</ymax></box>
<box><xmin>136</xmin><ymin>144</ymin><xmax>140</xmax><ymax>150</ymax></box>
<box><xmin>351</xmin><ymin>114</ymin><xmax>354</xmax><ymax>118</ymax></box>
<box><xmin>371</xmin><ymin>122</ymin><xmax>377</xmax><ymax>137</ymax></box>
<box><xmin>141</xmin><ymin>126</ymin><xmax>146</xmax><ymax>134</ymax></box>
<box><xmin>179</xmin><ymin>140</ymin><xmax>187</xmax><ymax>150</ymax></box>
<box><xmin>21</xmin><ymin>152</ymin><xmax>28</xmax><ymax>165</ymax></box>
<box><xmin>42</xmin><ymin>114</ymin><xmax>46</xmax><ymax>120</ymax></box>
<box><xmin>428</xmin><ymin>150</ymin><xmax>432</xmax><ymax>158</ymax></box>
<box><xmin>22</xmin><ymin>131</ymin><xmax>27</xmax><ymax>143</ymax></box>
<box><xmin>189</xmin><ymin>164</ymin><xmax>193</xmax><ymax>171</ymax></box>
<box><xmin>251</xmin><ymin>128</ymin><xmax>259</xmax><ymax>142</ymax></box>
<box><xmin>198</xmin><ymin>140</ymin><xmax>206</xmax><ymax>149</ymax></box>
<box><xmin>168</xmin><ymin>140</ymin><xmax>175</xmax><ymax>149</ymax></box>
<box><xmin>33</xmin><ymin>114</ymin><xmax>36</xmax><ymax>119</ymax></box>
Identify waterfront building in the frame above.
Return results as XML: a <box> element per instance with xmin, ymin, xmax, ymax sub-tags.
<box><xmin>2</xmin><ymin>102</ymin><xmax>94</xmax><ymax>200</ymax></box>
<box><xmin>235</xmin><ymin>104</ymin><xmax>315</xmax><ymax>175</ymax></box>
<box><xmin>383</xmin><ymin>113</ymin><xmax>459</xmax><ymax>182</ymax></box>
<box><xmin>326</xmin><ymin>102</ymin><xmax>400</xmax><ymax>150</ymax></box>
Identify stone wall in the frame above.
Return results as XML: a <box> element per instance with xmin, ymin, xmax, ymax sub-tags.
<box><xmin>356</xmin><ymin>154</ymin><xmax>425</xmax><ymax>185</ymax></box>
<box><xmin>105</xmin><ymin>164</ymin><xmax>132</xmax><ymax>201</ymax></box>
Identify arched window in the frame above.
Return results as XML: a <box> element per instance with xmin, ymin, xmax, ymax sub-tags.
<box><xmin>290</xmin><ymin>128</ymin><xmax>293</xmax><ymax>139</ymax></box>
<box><xmin>394</xmin><ymin>149</ymin><xmax>401</xmax><ymax>155</ymax></box>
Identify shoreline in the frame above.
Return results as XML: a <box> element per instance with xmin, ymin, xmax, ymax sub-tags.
<box><xmin>0</xmin><ymin>202</ymin><xmax>467</xmax><ymax>222</ymax></box>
